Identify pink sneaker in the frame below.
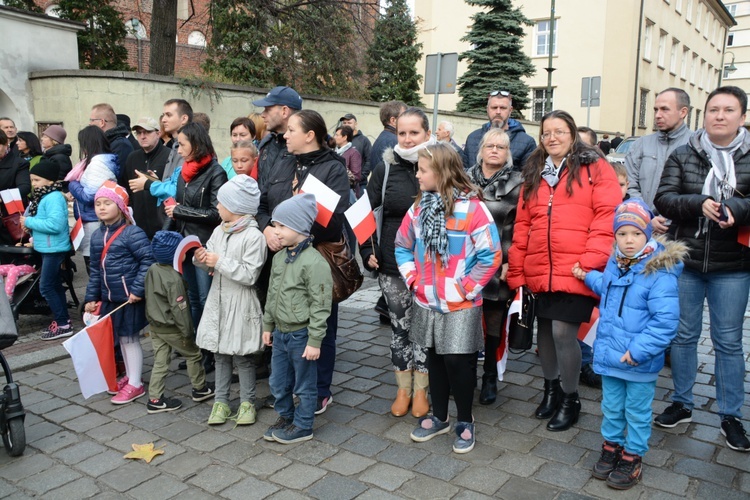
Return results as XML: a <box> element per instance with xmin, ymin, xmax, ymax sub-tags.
<box><xmin>111</xmin><ymin>383</ymin><xmax>145</xmax><ymax>405</ymax></box>
<box><xmin>106</xmin><ymin>376</ymin><xmax>129</xmax><ymax>396</ymax></box>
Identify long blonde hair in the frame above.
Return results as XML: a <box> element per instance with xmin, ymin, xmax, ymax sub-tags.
<box><xmin>415</xmin><ymin>143</ymin><xmax>482</xmax><ymax>216</ymax></box>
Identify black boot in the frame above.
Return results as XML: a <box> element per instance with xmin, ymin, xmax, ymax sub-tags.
<box><xmin>547</xmin><ymin>391</ymin><xmax>581</xmax><ymax>431</ymax></box>
<box><xmin>479</xmin><ymin>374</ymin><xmax>498</xmax><ymax>405</ymax></box>
<box><xmin>479</xmin><ymin>335</ymin><xmax>500</xmax><ymax>405</ymax></box>
<box><xmin>535</xmin><ymin>378</ymin><xmax>562</xmax><ymax>419</ymax></box>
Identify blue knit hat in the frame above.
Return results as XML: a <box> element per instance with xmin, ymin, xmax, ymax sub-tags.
<box><xmin>614</xmin><ymin>199</ymin><xmax>653</xmax><ymax>240</ymax></box>
<box><xmin>152</xmin><ymin>231</ymin><xmax>183</xmax><ymax>265</ymax></box>
<box><xmin>271</xmin><ymin>193</ymin><xmax>318</xmax><ymax>236</ymax></box>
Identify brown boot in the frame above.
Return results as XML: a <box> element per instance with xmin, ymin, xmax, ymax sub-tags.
<box><xmin>412</xmin><ymin>371</ymin><xmax>430</xmax><ymax>418</ymax></box>
<box><xmin>391</xmin><ymin>370</ymin><xmax>412</xmax><ymax>417</ymax></box>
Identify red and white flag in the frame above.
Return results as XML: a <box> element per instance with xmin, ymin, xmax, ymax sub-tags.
<box><xmin>496</xmin><ymin>287</ymin><xmax>524</xmax><ymax>381</ymax></box>
<box><xmin>299</xmin><ymin>175</ymin><xmax>341</xmax><ymax>228</ymax></box>
<box><xmin>173</xmin><ymin>235</ymin><xmax>202</xmax><ymax>274</ymax></box>
<box><xmin>62</xmin><ymin>316</ymin><xmax>117</xmax><ymax>398</ymax></box>
<box><xmin>70</xmin><ymin>217</ymin><xmax>84</xmax><ymax>251</ymax></box>
<box><xmin>577</xmin><ymin>307</ymin><xmax>599</xmax><ymax>347</ymax></box>
<box><xmin>0</xmin><ymin>188</ymin><xmax>24</xmax><ymax>214</ymax></box>
<box><xmin>344</xmin><ymin>195</ymin><xmax>377</xmax><ymax>245</ymax></box>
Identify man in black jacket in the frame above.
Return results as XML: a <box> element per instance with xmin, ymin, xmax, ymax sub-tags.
<box><xmin>253</xmin><ymin>86</ymin><xmax>303</xmax><ymax>189</ymax></box>
<box><xmin>89</xmin><ymin>103</ymin><xmax>134</xmax><ymax>178</ymax></box>
<box><xmin>340</xmin><ymin>113</ymin><xmax>372</xmax><ymax>191</ymax></box>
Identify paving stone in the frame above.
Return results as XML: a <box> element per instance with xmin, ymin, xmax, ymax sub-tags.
<box><xmin>340</xmin><ymin>376</ymin><xmax>380</xmax><ymax>392</ymax></box>
<box><xmin>213</xmin><ymin>440</ymin><xmax>264</xmax><ymax>466</ymax></box>
<box><xmin>52</xmin><ymin>440</ymin><xmax>107</xmax><ymax>465</ymax></box>
<box><xmin>398</xmin><ymin>476</ymin><xmax>460</xmax><ymax>499</ymax></box>
<box><xmin>182</xmin><ymin>429</ymin><xmax>235</xmax><ymax>452</ymax></box>
<box><xmin>640</xmin><ymin>466</ymin><xmax>690</xmax><ymax>496</ymax></box>
<box><xmin>107</xmin><ymin>429</ymin><xmax>162</xmax><ymax>452</ymax></box>
<box><xmin>320</xmin><ymin>450</ymin><xmax>376</xmax><ymax>475</ymax></box>
<box><xmin>337</xmin><ymin>350</ymin><xmax>368</xmax><ymax>363</ymax></box>
<box><xmin>495</xmin><ymin>414</ymin><xmax>541</xmax><ymax>434</ymax></box>
<box><xmin>42</xmin><ymin>477</ymin><xmax>100</xmax><ymax>499</ymax></box>
<box><xmin>19</xmin><ymin>464</ymin><xmax>81</xmax><ymax>495</ymax></box>
<box><xmin>696</xmin><ymin>480</ymin><xmax>750</xmax><ymax>500</ymax></box>
<box><xmin>238</xmin><ymin>451</ymin><xmax>292</xmax><ymax>477</ymax></box>
<box><xmin>672</xmin><ymin>456</ymin><xmax>736</xmax><ymax>485</ymax></box>
<box><xmin>0</xmin><ymin>453</ymin><xmax>56</xmax><ymax>481</ymax></box>
<box><xmin>497</xmin><ymin>476</ymin><xmax>559</xmax><ymax>500</ymax></box>
<box><xmin>267</xmin><ymin>490</ymin><xmax>310</xmax><ymax>500</ymax></box>
<box><xmin>489</xmin><ymin>451</ymin><xmax>547</xmax><ymax>478</ymax></box>
<box><xmin>61</xmin><ymin>412</ymin><xmax>112</xmax><ymax>433</ymax></box>
<box><xmin>357</xmin><ymin>397</ymin><xmax>393</xmax><ymax>415</ymax></box>
<box><xmin>413</xmin><ymin>453</ymin><xmax>469</xmax><ymax>481</ymax></box>
<box><xmin>128</xmin><ymin>411</ymin><xmax>183</xmax><ymax>431</ymax></box>
<box><xmin>85</xmin><ymin>421</ymin><xmax>133</xmax><ymax>443</ymax></box>
<box><xmin>157</xmin><ymin>451</ymin><xmax>213</xmax><ymax>480</ymax></box>
<box><xmin>0</xmin><ymin>478</ymin><xmax>17</xmax><ymax>497</ymax></box>
<box><xmin>220</xmin><ymin>475</ymin><xmax>279</xmax><ymax>500</ymax></box>
<box><xmin>129</xmin><ymin>474</ymin><xmax>189</xmax><ymax>499</ymax></box>
<box><xmin>153</xmin><ymin>419</ymin><xmax>205</xmax><ymax>442</ymax></box>
<box><xmin>29</xmin><ymin>430</ymin><xmax>79</xmax><ymax>453</ymax></box>
<box><xmin>269</xmin><ymin>462</ymin><xmax>326</xmax><ymax>489</ymax></box>
<box><xmin>532</xmin><ymin>440</ymin><xmax>586</xmax><ymax>465</ymax></box>
<box><xmin>662</xmin><ymin>434</ymin><xmax>717</xmax><ymax>460</ymax></box>
<box><xmin>349</xmin><ymin>412</ymin><xmax>398</xmax><ymax>435</ymax></box>
<box><xmin>452</xmin><ymin>465</ymin><xmax>510</xmax><ymax>495</ymax></box>
<box><xmin>107</xmin><ymin>403</ymin><xmax>149</xmax><ymax>422</ymax></box>
<box><xmin>642</xmin><ymin>448</ymin><xmax>672</xmax><ymax>467</ymax></box>
<box><xmin>99</xmin><ymin>461</ymin><xmax>159</xmax><ymax>492</ymax></box>
<box><xmin>307</xmin><ymin>473</ymin><xmax>368</xmax><ymax>500</ymax></box>
<box><xmin>314</xmin><ymin>422</ymin><xmax>359</xmax><ymax>446</ymax></box>
<box><xmin>716</xmin><ymin>447</ymin><xmax>750</xmax><ymax>473</ymax></box>
<box><xmin>535</xmin><ymin>462</ymin><xmax>591</xmax><ymax>490</ymax></box>
<box><xmin>376</xmin><ymin>442</ymin><xmax>429</xmax><ymax>469</ymax></box>
<box><xmin>25</xmin><ymin>396</ymin><xmax>69</xmax><ymax>414</ymax></box>
<box><xmin>43</xmin><ymin>404</ymin><xmax>88</xmax><ymax>424</ymax></box>
<box><xmin>321</xmin><ymin>404</ymin><xmax>364</xmax><ymax>424</ymax></box>
<box><xmin>188</xmin><ymin>463</ymin><xmax>245</xmax><ymax>493</ymax></box>
<box><xmin>488</xmin><ymin>429</ymin><xmax>540</xmax><ymax>453</ymax></box>
<box><xmin>381</xmin><ymin>421</ymin><xmax>416</xmax><ymax>445</ymax></box>
<box><xmin>331</xmin><ymin>389</ymin><xmax>371</xmax><ymax>408</ymax></box>
<box><xmin>75</xmin><ymin>449</ymin><xmax>131</xmax><ymax>477</ymax></box>
<box><xmin>282</xmin><ymin>440</ymin><xmax>338</xmax><ymax>465</ymax></box>
<box><xmin>340</xmin><ymin>432</ymin><xmax>390</xmax><ymax>457</ymax></box>
<box><xmin>24</xmin><ymin>421</ymin><xmax>64</xmax><ymax>443</ymax></box>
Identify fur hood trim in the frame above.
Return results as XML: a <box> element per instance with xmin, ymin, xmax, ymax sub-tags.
<box><xmin>610</xmin><ymin>235</ymin><xmax>688</xmax><ymax>275</ymax></box>
<box><xmin>382</xmin><ymin>147</ymin><xmax>395</xmax><ymax>166</ymax></box>
<box><xmin>577</xmin><ymin>148</ymin><xmax>602</xmax><ymax>166</ymax></box>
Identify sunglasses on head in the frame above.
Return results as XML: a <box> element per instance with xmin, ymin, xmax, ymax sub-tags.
<box><xmin>489</xmin><ymin>90</ymin><xmax>511</xmax><ymax>98</ymax></box>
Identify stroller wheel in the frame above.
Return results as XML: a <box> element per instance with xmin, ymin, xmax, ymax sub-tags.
<box><xmin>2</xmin><ymin>417</ymin><xmax>25</xmax><ymax>456</ymax></box>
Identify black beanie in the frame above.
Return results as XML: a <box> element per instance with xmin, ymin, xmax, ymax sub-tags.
<box><xmin>31</xmin><ymin>159</ymin><xmax>60</xmax><ymax>182</ymax></box>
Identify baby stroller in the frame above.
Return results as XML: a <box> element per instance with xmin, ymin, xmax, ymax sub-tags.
<box><xmin>0</xmin><ymin>276</ymin><xmax>26</xmax><ymax>456</ymax></box>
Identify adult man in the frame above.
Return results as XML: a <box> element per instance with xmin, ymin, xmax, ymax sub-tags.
<box><xmin>253</xmin><ymin>86</ymin><xmax>303</xmax><ymax>189</ymax></box>
<box><xmin>160</xmin><ymin>99</ymin><xmax>193</xmax><ymax>181</ymax></box>
<box><xmin>625</xmin><ymin>88</ymin><xmax>691</xmax><ymax>234</ymax></box>
<box><xmin>0</xmin><ymin>118</ymin><xmax>18</xmax><ymax>152</ymax></box>
<box><xmin>462</xmin><ymin>91</ymin><xmax>536</xmax><ymax>171</ymax></box>
<box><xmin>436</xmin><ymin>120</ymin><xmax>467</xmax><ymax>168</ymax></box>
<box><xmin>339</xmin><ymin>113</ymin><xmax>372</xmax><ymax>189</ymax></box>
<box><xmin>125</xmin><ymin>117</ymin><xmax>171</xmax><ymax>239</ymax></box>
<box><xmin>89</xmin><ymin>103</ymin><xmax>133</xmax><ymax>175</ymax></box>
<box><xmin>610</xmin><ymin>131</ymin><xmax>624</xmax><ymax>150</ymax></box>
<box><xmin>370</xmin><ymin>100</ymin><xmax>406</xmax><ymax>172</ymax></box>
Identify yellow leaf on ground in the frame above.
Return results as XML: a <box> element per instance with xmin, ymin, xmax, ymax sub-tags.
<box><xmin>123</xmin><ymin>443</ymin><xmax>165</xmax><ymax>463</ymax></box>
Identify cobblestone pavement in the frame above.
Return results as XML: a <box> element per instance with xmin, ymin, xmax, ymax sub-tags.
<box><xmin>1</xmin><ymin>264</ymin><xmax>750</xmax><ymax>498</ymax></box>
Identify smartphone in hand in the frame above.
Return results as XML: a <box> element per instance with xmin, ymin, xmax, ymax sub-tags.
<box><xmin>719</xmin><ymin>203</ymin><xmax>729</xmax><ymax>222</ymax></box>
<box><xmin>164</xmin><ymin>197</ymin><xmax>177</xmax><ymax>208</ymax></box>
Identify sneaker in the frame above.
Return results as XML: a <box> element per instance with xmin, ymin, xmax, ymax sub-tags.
<box><xmin>452</xmin><ymin>421</ymin><xmax>475</xmax><ymax>454</ymax></box>
<box><xmin>606</xmin><ymin>451</ymin><xmax>642</xmax><ymax>490</ymax></box>
<box><xmin>272</xmin><ymin>424</ymin><xmax>313</xmax><ymax>444</ymax></box>
<box><xmin>264</xmin><ymin>394</ymin><xmax>276</xmax><ymax>409</ymax></box>
<box><xmin>315</xmin><ymin>395</ymin><xmax>333</xmax><ymax>415</ymax></box>
<box><xmin>264</xmin><ymin>416</ymin><xmax>290</xmax><ymax>441</ymax></box>
<box><xmin>40</xmin><ymin>321</ymin><xmax>73</xmax><ymax>341</ymax></box>
<box><xmin>107</xmin><ymin>376</ymin><xmax>130</xmax><ymax>395</ymax></box>
<box><xmin>721</xmin><ymin>416</ymin><xmax>750</xmax><ymax>452</ymax></box>
<box><xmin>477</xmin><ymin>350</ymin><xmax>485</xmax><ymax>362</ymax></box>
<box><xmin>207</xmin><ymin>402</ymin><xmax>232</xmax><ymax>425</ymax></box>
<box><xmin>147</xmin><ymin>396</ymin><xmax>183</xmax><ymax>414</ymax></box>
<box><xmin>580</xmin><ymin>363</ymin><xmax>602</xmax><ymax>389</ymax></box>
<box><xmin>191</xmin><ymin>384</ymin><xmax>215</xmax><ymax>402</ymax></box>
<box><xmin>111</xmin><ymin>384</ymin><xmax>146</xmax><ymax>405</ymax></box>
<box><xmin>410</xmin><ymin>415</ymin><xmax>451</xmax><ymax>442</ymax></box>
<box><xmin>653</xmin><ymin>402</ymin><xmax>692</xmax><ymax>428</ymax></box>
<box><xmin>592</xmin><ymin>441</ymin><xmax>623</xmax><ymax>479</ymax></box>
<box><xmin>231</xmin><ymin>402</ymin><xmax>256</xmax><ymax>425</ymax></box>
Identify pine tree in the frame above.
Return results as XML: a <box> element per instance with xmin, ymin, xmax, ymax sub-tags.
<box><xmin>366</xmin><ymin>0</ymin><xmax>423</xmax><ymax>106</ymax></box>
<box><xmin>457</xmin><ymin>0</ymin><xmax>535</xmax><ymax>115</ymax></box>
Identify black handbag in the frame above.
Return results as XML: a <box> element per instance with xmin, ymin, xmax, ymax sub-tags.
<box><xmin>507</xmin><ymin>287</ymin><xmax>536</xmax><ymax>352</ymax></box>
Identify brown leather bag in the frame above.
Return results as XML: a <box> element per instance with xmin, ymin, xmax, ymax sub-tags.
<box><xmin>2</xmin><ymin>213</ymin><xmax>28</xmax><ymax>244</ymax></box>
<box><xmin>315</xmin><ymin>235</ymin><xmax>363</xmax><ymax>303</ymax></box>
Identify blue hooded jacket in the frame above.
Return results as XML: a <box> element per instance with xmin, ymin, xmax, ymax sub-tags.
<box><xmin>462</xmin><ymin>118</ymin><xmax>536</xmax><ymax>170</ymax></box>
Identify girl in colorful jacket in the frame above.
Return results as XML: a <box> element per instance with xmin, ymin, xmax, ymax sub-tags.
<box><xmin>395</xmin><ymin>143</ymin><xmax>501</xmax><ymax>454</ymax></box>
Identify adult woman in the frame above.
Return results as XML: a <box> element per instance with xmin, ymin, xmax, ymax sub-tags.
<box><xmin>16</xmin><ymin>131</ymin><xmax>44</xmax><ymax>169</ymax></box>
<box><xmin>360</xmin><ymin>107</ymin><xmax>436</xmax><ymax>418</ymax></box>
<box><xmin>466</xmin><ymin>129</ymin><xmax>523</xmax><ymax>405</ymax></box>
<box><xmin>0</xmin><ymin>130</ymin><xmax>30</xmax><ymax>245</ymax></box>
<box><xmin>41</xmin><ymin>125</ymin><xmax>72</xmax><ymax>179</ymax></box>
<box><xmin>249</xmin><ymin>112</ymin><xmax>266</xmax><ymax>146</ymax></box>
<box><xmin>507</xmin><ymin>110</ymin><xmax>620</xmax><ymax>431</ymax></box>
<box><xmin>256</xmin><ymin>109</ymin><xmax>349</xmax><ymax>414</ymax></box>
<box><xmin>66</xmin><ymin>126</ymin><xmax>119</xmax><ymax>270</ymax></box>
<box><xmin>654</xmin><ymin>86</ymin><xmax>750</xmax><ymax>452</ymax></box>
<box><xmin>220</xmin><ymin>117</ymin><xmax>257</xmax><ymax>180</ymax></box>
<box><xmin>333</xmin><ymin>125</ymin><xmax>363</xmax><ymax>200</ymax></box>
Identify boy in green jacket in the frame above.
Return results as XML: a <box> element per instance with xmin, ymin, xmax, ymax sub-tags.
<box><xmin>144</xmin><ymin>231</ymin><xmax>214</xmax><ymax>413</ymax></box>
<box><xmin>262</xmin><ymin>193</ymin><xmax>333</xmax><ymax>444</ymax></box>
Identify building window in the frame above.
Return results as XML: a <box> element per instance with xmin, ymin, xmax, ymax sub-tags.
<box><xmin>44</xmin><ymin>4</ymin><xmax>60</xmax><ymax>17</ymax></box>
<box><xmin>534</xmin><ymin>20</ymin><xmax>557</xmax><ymax>57</ymax></box>
<box><xmin>687</xmin><ymin>106</ymin><xmax>694</xmax><ymax>127</ymax></box>
<box><xmin>187</xmin><ymin>31</ymin><xmax>206</xmax><ymax>47</ymax></box>
<box><xmin>686</xmin><ymin>0</ymin><xmax>693</xmax><ymax>22</ymax></box>
<box><xmin>125</xmin><ymin>19</ymin><xmax>147</xmax><ymax>39</ymax></box>
<box><xmin>695</xmin><ymin>109</ymin><xmax>701</xmax><ymax>129</ymax></box>
<box><xmin>699</xmin><ymin>59</ymin><xmax>705</xmax><ymax>88</ymax></box>
<box><xmin>177</xmin><ymin>0</ymin><xmax>189</xmax><ymax>20</ymax></box>
<box><xmin>676</xmin><ymin>0</ymin><xmax>683</xmax><ymax>13</ymax></box>
<box><xmin>681</xmin><ymin>46</ymin><xmax>689</xmax><ymax>79</ymax></box>
<box><xmin>704</xmin><ymin>13</ymin><xmax>710</xmax><ymax>38</ymax></box>
<box><xmin>532</xmin><ymin>88</ymin><xmax>554</xmax><ymax>121</ymax></box>
<box><xmin>670</xmin><ymin>39</ymin><xmax>679</xmax><ymax>73</ymax></box>
<box><xmin>695</xmin><ymin>3</ymin><xmax>701</xmax><ymax>31</ymax></box>
<box><xmin>691</xmin><ymin>52</ymin><xmax>698</xmax><ymax>84</ymax></box>
<box><xmin>644</xmin><ymin>22</ymin><xmax>654</xmax><ymax>60</ymax></box>
<box><xmin>728</xmin><ymin>4</ymin><xmax>738</xmax><ymax>16</ymax></box>
<box><xmin>728</xmin><ymin>33</ymin><xmax>734</xmax><ymax>46</ymax></box>
<box><xmin>639</xmin><ymin>89</ymin><xmax>649</xmax><ymax>128</ymax></box>
<box><xmin>658</xmin><ymin>31</ymin><xmax>667</xmax><ymax>67</ymax></box>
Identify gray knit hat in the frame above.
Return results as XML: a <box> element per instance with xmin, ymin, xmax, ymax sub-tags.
<box><xmin>217</xmin><ymin>174</ymin><xmax>260</xmax><ymax>216</ymax></box>
<box><xmin>271</xmin><ymin>193</ymin><xmax>318</xmax><ymax>237</ymax></box>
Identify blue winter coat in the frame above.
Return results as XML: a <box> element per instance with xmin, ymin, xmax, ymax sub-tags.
<box><xmin>462</xmin><ymin>119</ymin><xmax>537</xmax><ymax>171</ymax></box>
<box><xmin>84</xmin><ymin>219</ymin><xmax>154</xmax><ymax>304</ymax></box>
<box><xmin>584</xmin><ymin>238</ymin><xmax>687</xmax><ymax>383</ymax></box>
<box><xmin>24</xmin><ymin>190</ymin><xmax>72</xmax><ymax>253</ymax></box>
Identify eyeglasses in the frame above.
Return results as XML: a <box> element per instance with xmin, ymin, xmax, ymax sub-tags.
<box><xmin>483</xmin><ymin>144</ymin><xmax>508</xmax><ymax>151</ymax></box>
<box><xmin>489</xmin><ymin>90</ymin><xmax>511</xmax><ymax>98</ymax></box>
<box><xmin>540</xmin><ymin>130</ymin><xmax>571</xmax><ymax>141</ymax></box>
<box><xmin>88</xmin><ymin>118</ymin><xmax>108</xmax><ymax>123</ymax></box>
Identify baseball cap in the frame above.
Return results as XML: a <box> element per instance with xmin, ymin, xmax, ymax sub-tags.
<box><xmin>339</xmin><ymin>113</ymin><xmax>356</xmax><ymax>122</ymax></box>
<box><xmin>252</xmin><ymin>86</ymin><xmax>303</xmax><ymax>110</ymax></box>
<box><xmin>132</xmin><ymin>117</ymin><xmax>160</xmax><ymax>132</ymax></box>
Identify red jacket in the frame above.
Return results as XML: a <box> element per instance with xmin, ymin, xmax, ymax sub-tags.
<box><xmin>507</xmin><ymin>155</ymin><xmax>620</xmax><ymax>298</ymax></box>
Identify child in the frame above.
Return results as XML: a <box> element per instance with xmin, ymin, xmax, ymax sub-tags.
<box><xmin>19</xmin><ymin>159</ymin><xmax>73</xmax><ymax>339</ymax></box>
<box><xmin>611</xmin><ymin>162</ymin><xmax>630</xmax><ymax>201</ymax></box>
<box><xmin>230</xmin><ymin>140</ymin><xmax>258</xmax><ymax>178</ymax></box>
<box><xmin>395</xmin><ymin>143</ymin><xmax>501</xmax><ymax>454</ymax></box>
<box><xmin>84</xmin><ymin>181</ymin><xmax>155</xmax><ymax>404</ymax></box>
<box><xmin>195</xmin><ymin>175</ymin><xmax>267</xmax><ymax>426</ymax></box>
<box><xmin>0</xmin><ymin>264</ymin><xmax>36</xmax><ymax>300</ymax></box>
<box><xmin>262</xmin><ymin>193</ymin><xmax>332</xmax><ymax>444</ymax></box>
<box><xmin>144</xmin><ymin>231</ymin><xmax>214</xmax><ymax>413</ymax></box>
<box><xmin>573</xmin><ymin>199</ymin><xmax>686</xmax><ymax>490</ymax></box>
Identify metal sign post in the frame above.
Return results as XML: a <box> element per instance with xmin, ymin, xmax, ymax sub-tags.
<box><xmin>580</xmin><ymin>76</ymin><xmax>601</xmax><ymax>127</ymax></box>
<box><xmin>424</xmin><ymin>52</ymin><xmax>459</xmax><ymax>132</ymax></box>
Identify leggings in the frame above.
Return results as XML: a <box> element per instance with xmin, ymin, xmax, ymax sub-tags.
<box><xmin>536</xmin><ymin>318</ymin><xmax>581</xmax><ymax>394</ymax></box>
<box><xmin>427</xmin><ymin>348</ymin><xmax>475</xmax><ymax>423</ymax></box>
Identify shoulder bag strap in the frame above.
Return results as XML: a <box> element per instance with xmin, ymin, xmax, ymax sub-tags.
<box><xmin>101</xmin><ymin>225</ymin><xmax>127</xmax><ymax>265</ymax></box>
<box><xmin>377</xmin><ymin>162</ymin><xmax>390</xmax><ymax>245</ymax></box>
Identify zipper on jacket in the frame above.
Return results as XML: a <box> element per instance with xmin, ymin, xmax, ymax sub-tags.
<box><xmin>546</xmin><ymin>192</ymin><xmax>554</xmax><ymax>290</ymax></box>
<box><xmin>617</xmin><ymin>286</ymin><xmax>629</xmax><ymax>317</ymax></box>
<box><xmin>199</xmin><ymin>187</ymin><xmax>205</xmax><ymax>207</ymax></box>
<box><xmin>603</xmin><ymin>282</ymin><xmax>613</xmax><ymax>309</ymax></box>
<box><xmin>274</xmin><ymin>258</ymin><xmax>291</xmax><ymax>324</ymax></box>
<box><xmin>703</xmin><ymin>223</ymin><xmax>711</xmax><ymax>273</ymax></box>
<box><xmin>102</xmin><ymin>227</ymin><xmax>112</xmax><ymax>302</ymax></box>
<box><xmin>121</xmin><ymin>276</ymin><xmax>129</xmax><ymax>298</ymax></box>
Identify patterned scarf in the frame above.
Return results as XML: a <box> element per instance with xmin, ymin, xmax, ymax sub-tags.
<box><xmin>28</xmin><ymin>182</ymin><xmax>63</xmax><ymax>216</ymax></box>
<box><xmin>615</xmin><ymin>238</ymin><xmax>658</xmax><ymax>271</ymax></box>
<box><xmin>541</xmin><ymin>156</ymin><xmax>566</xmax><ymax>188</ymax></box>
<box><xmin>419</xmin><ymin>189</ymin><xmax>459</xmax><ymax>267</ymax></box>
<box><xmin>285</xmin><ymin>236</ymin><xmax>314</xmax><ymax>263</ymax></box>
<box><xmin>468</xmin><ymin>163</ymin><xmax>513</xmax><ymax>189</ymax></box>
<box><xmin>221</xmin><ymin>215</ymin><xmax>253</xmax><ymax>234</ymax></box>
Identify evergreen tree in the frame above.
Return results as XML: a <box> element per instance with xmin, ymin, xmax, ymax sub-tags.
<box><xmin>366</xmin><ymin>0</ymin><xmax>423</xmax><ymax>105</ymax></box>
<box><xmin>457</xmin><ymin>0</ymin><xmax>535</xmax><ymax>115</ymax></box>
<box><xmin>2</xmin><ymin>0</ymin><xmax>42</xmax><ymax>13</ymax></box>
<box><xmin>56</xmin><ymin>0</ymin><xmax>131</xmax><ymax>71</ymax></box>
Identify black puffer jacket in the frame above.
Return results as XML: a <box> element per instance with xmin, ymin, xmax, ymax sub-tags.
<box><xmin>43</xmin><ymin>143</ymin><xmax>73</xmax><ymax>180</ymax></box>
<box><xmin>654</xmin><ymin>131</ymin><xmax>750</xmax><ymax>273</ymax></box>
<box><xmin>172</xmin><ymin>159</ymin><xmax>228</xmax><ymax>244</ymax></box>
<box><xmin>257</xmin><ymin>132</ymin><xmax>290</xmax><ymax>190</ymax></box>
<box><xmin>360</xmin><ymin>149</ymin><xmax>419</xmax><ymax>277</ymax></box>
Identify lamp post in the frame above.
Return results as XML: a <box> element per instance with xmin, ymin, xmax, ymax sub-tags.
<box><xmin>545</xmin><ymin>0</ymin><xmax>556</xmax><ymax>114</ymax></box>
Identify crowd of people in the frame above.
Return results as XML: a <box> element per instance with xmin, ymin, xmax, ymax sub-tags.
<box><xmin>0</xmin><ymin>83</ymin><xmax>748</xmax><ymax>491</ymax></box>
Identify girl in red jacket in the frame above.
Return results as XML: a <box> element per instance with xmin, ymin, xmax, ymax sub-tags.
<box><xmin>507</xmin><ymin>110</ymin><xmax>621</xmax><ymax>432</ymax></box>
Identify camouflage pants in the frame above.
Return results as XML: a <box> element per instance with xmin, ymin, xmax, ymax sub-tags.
<box><xmin>378</xmin><ymin>273</ymin><xmax>428</xmax><ymax>373</ymax></box>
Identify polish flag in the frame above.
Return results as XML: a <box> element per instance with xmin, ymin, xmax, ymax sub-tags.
<box><xmin>62</xmin><ymin>316</ymin><xmax>117</xmax><ymax>398</ymax></box>
<box><xmin>299</xmin><ymin>175</ymin><xmax>341</xmax><ymax>228</ymax></box>
<box><xmin>70</xmin><ymin>217</ymin><xmax>84</xmax><ymax>251</ymax></box>
<box><xmin>577</xmin><ymin>307</ymin><xmax>599</xmax><ymax>347</ymax></box>
<box><xmin>173</xmin><ymin>235</ymin><xmax>202</xmax><ymax>274</ymax></box>
<box><xmin>497</xmin><ymin>287</ymin><xmax>524</xmax><ymax>381</ymax></box>
<box><xmin>0</xmin><ymin>188</ymin><xmax>24</xmax><ymax>214</ymax></box>
<box><xmin>344</xmin><ymin>195</ymin><xmax>376</xmax><ymax>245</ymax></box>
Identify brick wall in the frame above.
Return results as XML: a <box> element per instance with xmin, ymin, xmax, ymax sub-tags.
<box><xmin>123</xmin><ymin>38</ymin><xmax>207</xmax><ymax>77</ymax></box>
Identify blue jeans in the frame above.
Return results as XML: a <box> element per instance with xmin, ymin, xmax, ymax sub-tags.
<box><xmin>601</xmin><ymin>375</ymin><xmax>656</xmax><ymax>456</ymax></box>
<box><xmin>317</xmin><ymin>302</ymin><xmax>338</xmax><ymax>399</ymax></box>
<box><xmin>181</xmin><ymin>258</ymin><xmax>212</xmax><ymax>333</ymax></box>
<box><xmin>39</xmin><ymin>252</ymin><xmax>69</xmax><ymax>324</ymax></box>
<box><xmin>270</xmin><ymin>328</ymin><xmax>318</xmax><ymax>430</ymax></box>
<box><xmin>671</xmin><ymin>268</ymin><xmax>750</xmax><ymax>419</ymax></box>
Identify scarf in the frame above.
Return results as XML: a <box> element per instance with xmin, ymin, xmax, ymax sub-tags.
<box><xmin>419</xmin><ymin>188</ymin><xmax>461</xmax><ymax>267</ymax></box>
<box><xmin>393</xmin><ymin>136</ymin><xmax>437</xmax><ymax>163</ymax></box>
<box><xmin>28</xmin><ymin>182</ymin><xmax>63</xmax><ymax>217</ymax></box>
<box><xmin>469</xmin><ymin>163</ymin><xmax>513</xmax><ymax>189</ymax></box>
<box><xmin>65</xmin><ymin>158</ymin><xmax>87</xmax><ymax>182</ymax></box>
<box><xmin>221</xmin><ymin>215</ymin><xmax>253</xmax><ymax>234</ymax></box>
<box><xmin>615</xmin><ymin>238</ymin><xmax>658</xmax><ymax>272</ymax></box>
<box><xmin>181</xmin><ymin>154</ymin><xmax>213</xmax><ymax>183</ymax></box>
<box><xmin>700</xmin><ymin>127</ymin><xmax>747</xmax><ymax>202</ymax></box>
<box><xmin>285</xmin><ymin>236</ymin><xmax>314</xmax><ymax>263</ymax></box>
<box><xmin>541</xmin><ymin>156</ymin><xmax>566</xmax><ymax>188</ymax></box>
<box><xmin>335</xmin><ymin>143</ymin><xmax>353</xmax><ymax>156</ymax></box>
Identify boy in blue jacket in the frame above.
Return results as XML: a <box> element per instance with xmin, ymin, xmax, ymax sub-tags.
<box><xmin>573</xmin><ymin>199</ymin><xmax>686</xmax><ymax>490</ymax></box>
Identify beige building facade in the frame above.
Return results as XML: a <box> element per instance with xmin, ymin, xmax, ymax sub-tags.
<box><xmin>723</xmin><ymin>1</ymin><xmax>750</xmax><ymax>90</ymax></box>
<box><xmin>415</xmin><ymin>0</ymin><xmax>735</xmax><ymax>137</ymax></box>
